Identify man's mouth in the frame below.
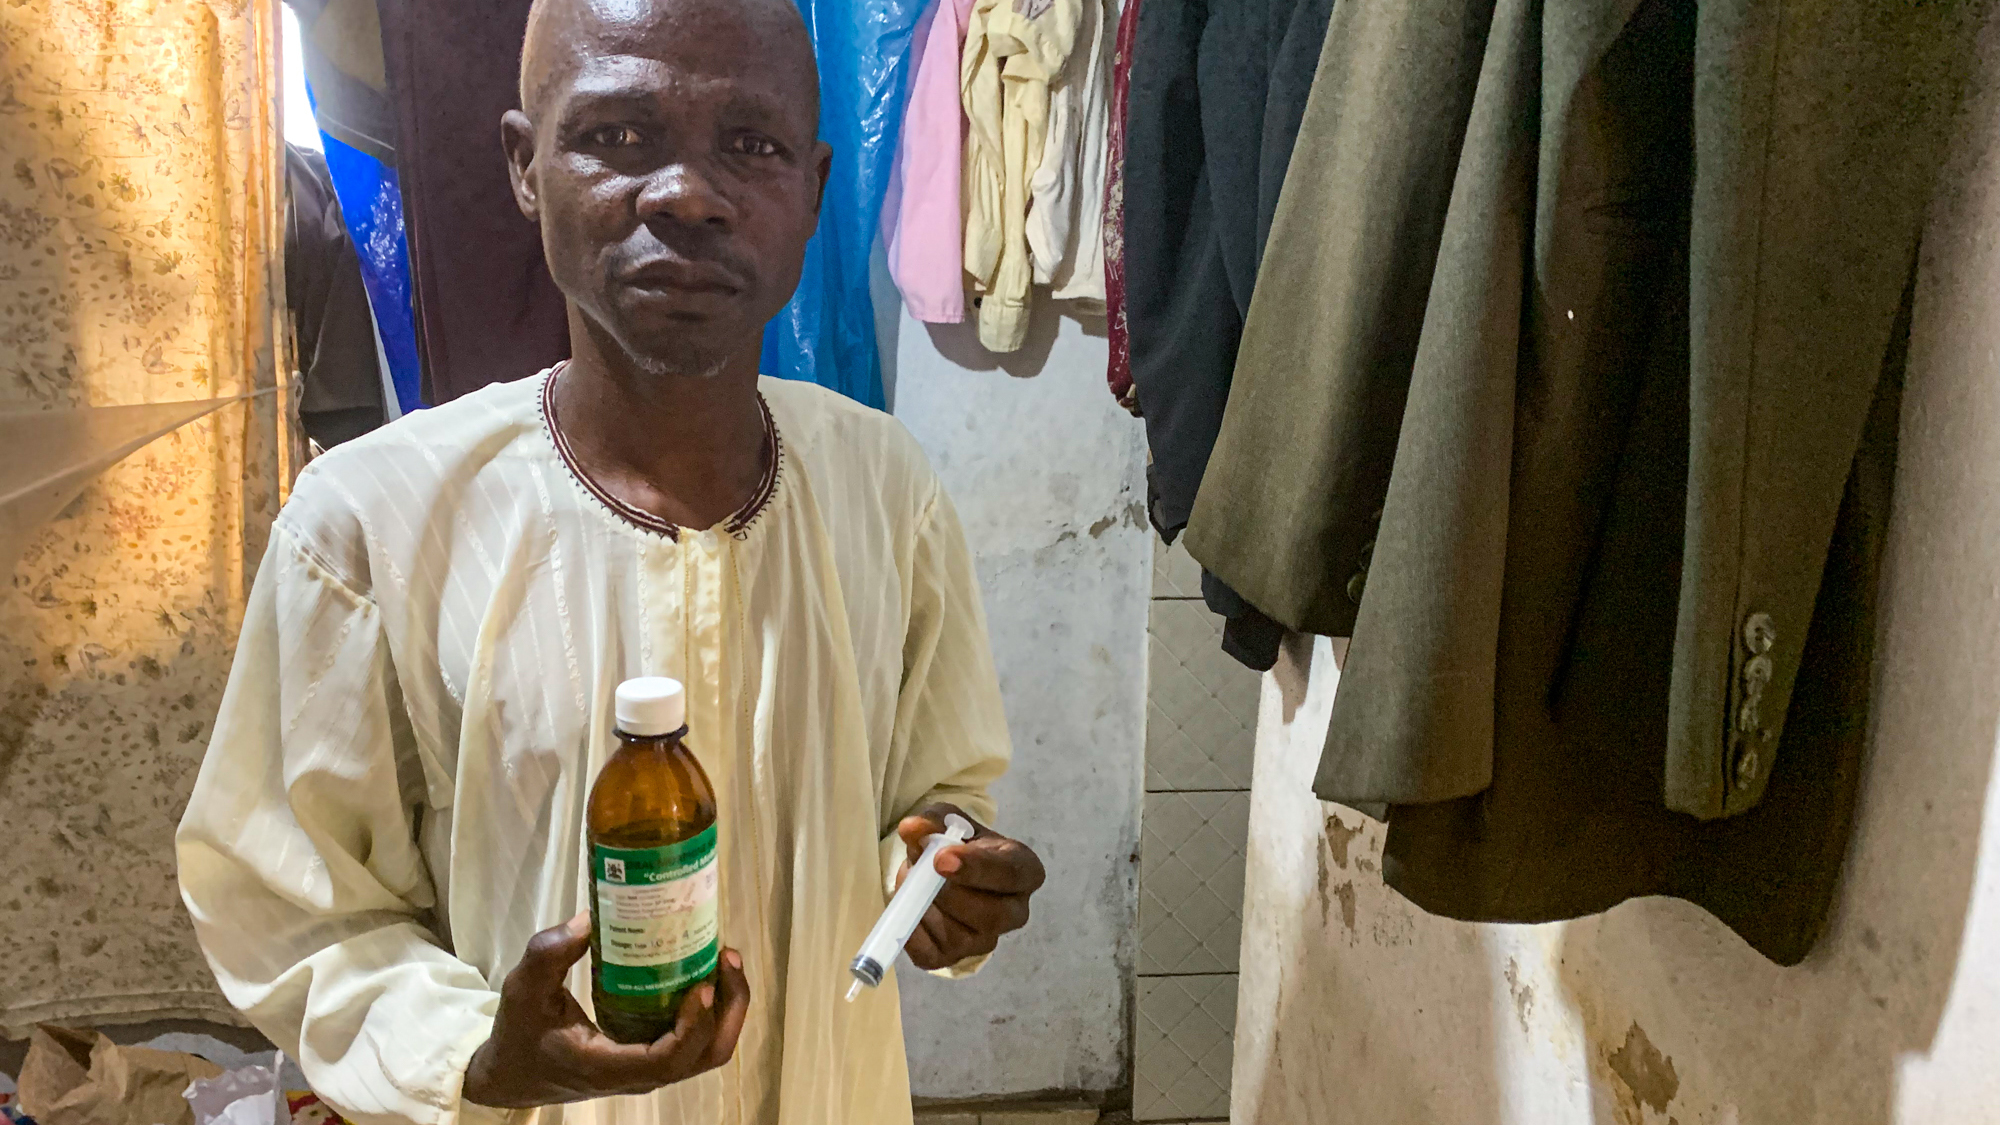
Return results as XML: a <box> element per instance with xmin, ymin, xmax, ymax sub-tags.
<box><xmin>620</xmin><ymin>260</ymin><xmax>744</xmax><ymax>296</ymax></box>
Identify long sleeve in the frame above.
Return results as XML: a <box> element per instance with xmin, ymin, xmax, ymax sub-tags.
<box><xmin>1027</xmin><ymin>0</ymin><xmax>1110</xmax><ymax>303</ymax></box>
<box><xmin>1102</xmin><ymin>0</ymin><xmax>1143</xmax><ymax>410</ymax></box>
<box><xmin>963</xmin><ymin>0</ymin><xmax>1086</xmax><ymax>351</ymax></box>
<box><xmin>176</xmin><ymin>528</ymin><xmax>515</xmax><ymax>1125</ymax></box>
<box><xmin>1024</xmin><ymin>3</ymin><xmax>1083</xmax><ymax>291</ymax></box>
<box><xmin>885</xmin><ymin>0</ymin><xmax>974</xmax><ymax>324</ymax></box>
<box><xmin>961</xmin><ymin>0</ymin><xmax>1009</xmax><ymax>299</ymax></box>
<box><xmin>875</xmin><ymin>485</ymin><xmax>1012</xmax><ymax>978</ymax></box>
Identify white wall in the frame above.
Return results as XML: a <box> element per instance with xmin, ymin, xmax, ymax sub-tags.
<box><xmin>1229</xmin><ymin>36</ymin><xmax>2000</xmax><ymax>1125</ymax></box>
<box><xmin>884</xmin><ymin>291</ymin><xmax>1150</xmax><ymax>1100</ymax></box>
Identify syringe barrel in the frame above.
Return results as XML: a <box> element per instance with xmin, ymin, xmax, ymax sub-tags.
<box><xmin>851</xmin><ymin>814</ymin><xmax>973</xmax><ymax>981</ymax></box>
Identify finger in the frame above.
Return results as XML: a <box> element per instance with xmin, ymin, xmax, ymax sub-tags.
<box><xmin>701</xmin><ymin>949</ymin><xmax>752</xmax><ymax>1069</ymax></box>
<box><xmin>906</xmin><ymin>910</ymin><xmax>963</xmax><ymax>969</ymax></box>
<box><xmin>922</xmin><ymin>906</ymin><xmax>997</xmax><ymax>967</ymax></box>
<box><xmin>505</xmin><ymin>913</ymin><xmax>592</xmax><ymax>1000</ymax></box>
<box><xmin>931</xmin><ymin>883</ymin><xmax>1031</xmax><ymax>936</ymax></box>
<box><xmin>897</xmin><ymin>803</ymin><xmax>970</xmax><ymax>857</ymax></box>
<box><xmin>580</xmin><ymin>979</ymin><xmax>720</xmax><ymax>1092</ymax></box>
<box><xmin>927</xmin><ymin>903</ymin><xmax>999</xmax><ymax>960</ymax></box>
<box><xmin>903</xmin><ymin>915</ymin><xmax>949</xmax><ymax>970</ymax></box>
<box><xmin>933</xmin><ymin>835</ymin><xmax>1046</xmax><ymax>894</ymax></box>
<box><xmin>647</xmin><ymin>978</ymin><xmax>722</xmax><ymax>1070</ymax></box>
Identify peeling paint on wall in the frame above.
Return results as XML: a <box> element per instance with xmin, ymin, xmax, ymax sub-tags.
<box><xmin>1607</xmin><ymin>1022</ymin><xmax>1679</xmax><ymax>1117</ymax></box>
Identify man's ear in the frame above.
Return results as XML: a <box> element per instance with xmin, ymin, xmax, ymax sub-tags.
<box><xmin>811</xmin><ymin>139</ymin><xmax>832</xmax><ymax>218</ymax></box>
<box><xmin>501</xmin><ymin>109</ymin><xmax>541</xmax><ymax>222</ymax></box>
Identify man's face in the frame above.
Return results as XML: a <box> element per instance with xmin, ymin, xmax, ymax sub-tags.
<box><xmin>505</xmin><ymin>0</ymin><xmax>829</xmax><ymax>377</ymax></box>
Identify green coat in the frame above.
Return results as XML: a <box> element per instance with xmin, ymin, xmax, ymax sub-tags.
<box><xmin>1183</xmin><ymin>0</ymin><xmax>1985</xmax><ymax>961</ymax></box>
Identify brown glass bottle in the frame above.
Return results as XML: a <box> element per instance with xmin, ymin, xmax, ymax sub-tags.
<box><xmin>588</xmin><ymin>677</ymin><xmax>720</xmax><ymax>1044</ymax></box>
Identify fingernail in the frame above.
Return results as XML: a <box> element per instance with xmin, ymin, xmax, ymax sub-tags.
<box><xmin>935</xmin><ymin>853</ymin><xmax>960</xmax><ymax>875</ymax></box>
<box><xmin>700</xmin><ymin>984</ymin><xmax>716</xmax><ymax>1008</ymax></box>
<box><xmin>724</xmin><ymin>949</ymin><xmax>743</xmax><ymax>970</ymax></box>
<box><xmin>568</xmin><ymin>912</ymin><xmax>591</xmax><ymax>935</ymax></box>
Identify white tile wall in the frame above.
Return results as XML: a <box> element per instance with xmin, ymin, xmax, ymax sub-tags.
<box><xmin>1138</xmin><ymin>545</ymin><xmax>1255</xmax><ymax>1122</ymax></box>
<box><xmin>1152</xmin><ymin>540</ymin><xmax>1205</xmax><ymax>599</ymax></box>
<box><xmin>1133</xmin><ymin>974</ymin><xmax>1238</xmax><ymax>1121</ymax></box>
<box><xmin>1140</xmin><ymin>792</ymin><xmax>1249</xmax><ymax>974</ymax></box>
<box><xmin>1146</xmin><ymin>602</ymin><xmax>1258</xmax><ymax>791</ymax></box>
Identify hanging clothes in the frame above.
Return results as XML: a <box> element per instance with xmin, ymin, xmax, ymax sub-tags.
<box><xmin>0</xmin><ymin>0</ymin><xmax>288</xmax><ymax>1034</ymax></box>
<box><xmin>885</xmin><ymin>0</ymin><xmax>979</xmax><ymax>325</ymax></box>
<box><xmin>370</xmin><ymin>0</ymin><xmax>915</xmax><ymax>410</ymax></box>
<box><xmin>287</xmin><ymin>0</ymin><xmax>425</xmax><ymax>416</ymax></box>
<box><xmin>962</xmin><ymin>0</ymin><xmax>1088</xmax><ymax>352</ymax></box>
<box><xmin>288</xmin><ymin>0</ymin><xmax>395</xmax><ymax>161</ymax></box>
<box><xmin>1101</xmin><ymin>0</ymin><xmax>1143</xmax><ymax>412</ymax></box>
<box><xmin>1120</xmin><ymin>0</ymin><xmax>1333</xmax><ymax>670</ymax></box>
<box><xmin>1027</xmin><ymin>0</ymin><xmax>1113</xmax><ymax>306</ymax></box>
<box><xmin>762</xmin><ymin>0</ymin><xmax>931</xmax><ymax>409</ymax></box>
<box><xmin>285</xmin><ymin>144</ymin><xmax>389</xmax><ymax>449</ymax></box>
<box><xmin>1184</xmin><ymin>0</ymin><xmax>1983</xmax><ymax>964</ymax></box>
<box><xmin>376</xmin><ymin>0</ymin><xmax>572</xmax><ymax>407</ymax></box>
<box><xmin>1122</xmin><ymin>0</ymin><xmax>1336</xmax><ymax>540</ymax></box>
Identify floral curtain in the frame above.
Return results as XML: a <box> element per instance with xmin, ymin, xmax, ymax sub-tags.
<box><xmin>0</xmin><ymin>0</ymin><xmax>287</xmax><ymax>1034</ymax></box>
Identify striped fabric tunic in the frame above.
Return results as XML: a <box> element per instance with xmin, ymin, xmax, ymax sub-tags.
<box><xmin>177</xmin><ymin>371</ymin><xmax>1010</xmax><ymax>1125</ymax></box>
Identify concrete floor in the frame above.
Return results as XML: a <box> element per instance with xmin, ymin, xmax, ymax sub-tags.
<box><xmin>914</xmin><ymin>1104</ymin><xmax>1101</xmax><ymax>1125</ymax></box>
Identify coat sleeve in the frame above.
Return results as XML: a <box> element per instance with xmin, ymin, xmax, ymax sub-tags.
<box><xmin>176</xmin><ymin>527</ymin><xmax>520</xmax><ymax>1125</ymax></box>
<box><xmin>877</xmin><ymin>483</ymin><xmax>1014</xmax><ymax>976</ymax></box>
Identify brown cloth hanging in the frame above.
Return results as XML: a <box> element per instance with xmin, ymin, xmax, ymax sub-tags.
<box><xmin>377</xmin><ymin>0</ymin><xmax>571</xmax><ymax>405</ymax></box>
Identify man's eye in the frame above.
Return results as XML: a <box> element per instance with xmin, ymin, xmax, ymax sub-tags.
<box><xmin>588</xmin><ymin>126</ymin><xmax>643</xmax><ymax>147</ymax></box>
<box><xmin>732</xmin><ymin>135</ymin><xmax>781</xmax><ymax>157</ymax></box>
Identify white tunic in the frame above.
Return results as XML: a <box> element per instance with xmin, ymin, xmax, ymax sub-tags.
<box><xmin>176</xmin><ymin>372</ymin><xmax>1011</xmax><ymax>1125</ymax></box>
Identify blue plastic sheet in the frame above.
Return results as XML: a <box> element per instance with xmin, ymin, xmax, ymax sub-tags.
<box><xmin>310</xmin><ymin>88</ymin><xmax>426</xmax><ymax>416</ymax></box>
<box><xmin>761</xmin><ymin>0</ymin><xmax>930</xmax><ymax>411</ymax></box>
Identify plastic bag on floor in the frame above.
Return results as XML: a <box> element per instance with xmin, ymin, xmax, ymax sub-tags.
<box><xmin>14</xmin><ymin>1025</ymin><xmax>222</xmax><ymax>1125</ymax></box>
<box><xmin>183</xmin><ymin>1054</ymin><xmax>284</xmax><ymax>1125</ymax></box>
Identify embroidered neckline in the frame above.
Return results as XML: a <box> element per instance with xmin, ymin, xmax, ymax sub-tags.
<box><xmin>540</xmin><ymin>363</ymin><xmax>783</xmax><ymax>542</ymax></box>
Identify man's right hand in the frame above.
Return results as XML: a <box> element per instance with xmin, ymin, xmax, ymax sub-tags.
<box><xmin>463</xmin><ymin>913</ymin><xmax>750</xmax><ymax>1109</ymax></box>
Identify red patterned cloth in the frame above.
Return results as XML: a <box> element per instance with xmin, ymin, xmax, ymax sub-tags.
<box><xmin>1102</xmin><ymin>0</ymin><xmax>1143</xmax><ymax>415</ymax></box>
<box><xmin>287</xmin><ymin>1091</ymin><xmax>351</xmax><ymax>1124</ymax></box>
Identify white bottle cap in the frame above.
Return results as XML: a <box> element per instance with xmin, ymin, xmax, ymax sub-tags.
<box><xmin>615</xmin><ymin>677</ymin><xmax>686</xmax><ymax>736</ymax></box>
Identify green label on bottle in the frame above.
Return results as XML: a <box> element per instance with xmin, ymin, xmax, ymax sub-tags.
<box><xmin>591</xmin><ymin>823</ymin><xmax>720</xmax><ymax>996</ymax></box>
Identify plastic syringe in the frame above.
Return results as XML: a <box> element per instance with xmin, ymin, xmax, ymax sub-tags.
<box><xmin>845</xmin><ymin>813</ymin><xmax>975</xmax><ymax>1002</ymax></box>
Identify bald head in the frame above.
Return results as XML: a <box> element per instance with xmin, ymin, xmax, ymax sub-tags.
<box><xmin>499</xmin><ymin>0</ymin><xmax>832</xmax><ymax>382</ymax></box>
<box><xmin>518</xmin><ymin>0</ymin><xmax>820</xmax><ymax>123</ymax></box>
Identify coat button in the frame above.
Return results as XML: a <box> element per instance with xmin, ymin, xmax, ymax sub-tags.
<box><xmin>1743</xmin><ymin>612</ymin><xmax>1776</xmax><ymax>655</ymax></box>
<box><xmin>1734</xmin><ymin>746</ymin><xmax>1761</xmax><ymax>790</ymax></box>
<box><xmin>1743</xmin><ymin>654</ymin><xmax>1773</xmax><ymax>692</ymax></box>
<box><xmin>1737</xmin><ymin>698</ymin><xmax>1761</xmax><ymax>735</ymax></box>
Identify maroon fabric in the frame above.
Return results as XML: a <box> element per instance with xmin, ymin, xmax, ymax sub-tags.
<box><xmin>1102</xmin><ymin>0</ymin><xmax>1142</xmax><ymax>416</ymax></box>
<box><xmin>378</xmin><ymin>0</ymin><xmax>572</xmax><ymax>405</ymax></box>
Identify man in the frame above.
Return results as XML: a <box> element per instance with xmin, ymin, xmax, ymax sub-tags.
<box><xmin>175</xmin><ymin>0</ymin><xmax>1045</xmax><ymax>1121</ymax></box>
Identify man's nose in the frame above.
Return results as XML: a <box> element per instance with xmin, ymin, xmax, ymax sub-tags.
<box><xmin>635</xmin><ymin>162</ymin><xmax>736</xmax><ymax>227</ymax></box>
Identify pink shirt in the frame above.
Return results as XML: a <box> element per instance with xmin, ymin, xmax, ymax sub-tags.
<box><xmin>884</xmin><ymin>0</ymin><xmax>977</xmax><ymax>324</ymax></box>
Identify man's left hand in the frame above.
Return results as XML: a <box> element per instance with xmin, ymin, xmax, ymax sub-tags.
<box><xmin>895</xmin><ymin>804</ymin><xmax>1045</xmax><ymax>970</ymax></box>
